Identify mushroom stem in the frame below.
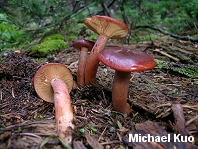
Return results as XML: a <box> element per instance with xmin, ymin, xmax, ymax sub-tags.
<box><xmin>77</xmin><ymin>47</ymin><xmax>89</xmax><ymax>86</ymax></box>
<box><xmin>112</xmin><ymin>71</ymin><xmax>132</xmax><ymax>115</ymax></box>
<box><xmin>85</xmin><ymin>34</ymin><xmax>108</xmax><ymax>85</ymax></box>
<box><xmin>51</xmin><ymin>78</ymin><xmax>74</xmax><ymax>144</ymax></box>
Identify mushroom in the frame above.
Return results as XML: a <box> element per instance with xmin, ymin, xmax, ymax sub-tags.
<box><xmin>33</xmin><ymin>63</ymin><xmax>74</xmax><ymax>144</ymax></box>
<box><xmin>83</xmin><ymin>15</ymin><xmax>129</xmax><ymax>85</ymax></box>
<box><xmin>72</xmin><ymin>39</ymin><xmax>95</xmax><ymax>87</ymax></box>
<box><xmin>98</xmin><ymin>46</ymin><xmax>156</xmax><ymax>115</ymax></box>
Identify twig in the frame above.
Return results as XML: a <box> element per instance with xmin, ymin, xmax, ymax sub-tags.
<box><xmin>20</xmin><ymin>133</ymin><xmax>42</xmax><ymax>138</ymax></box>
<box><xmin>156</xmin><ymin>108</ymin><xmax>171</xmax><ymax>118</ymax></box>
<box><xmin>136</xmin><ymin>25</ymin><xmax>198</xmax><ymax>42</ymax></box>
<box><xmin>100</xmin><ymin>140</ymin><xmax>121</xmax><ymax>145</ymax></box>
<box><xmin>183</xmin><ymin>105</ymin><xmax>198</xmax><ymax>108</ymax></box>
<box><xmin>11</xmin><ymin>88</ymin><xmax>15</xmax><ymax>98</ymax></box>
<box><xmin>155</xmin><ymin>103</ymin><xmax>171</xmax><ymax>108</ymax></box>
<box><xmin>68</xmin><ymin>60</ymin><xmax>78</xmax><ymax>69</ymax></box>
<box><xmin>98</xmin><ymin>125</ymin><xmax>107</xmax><ymax>142</ymax></box>
<box><xmin>153</xmin><ymin>48</ymin><xmax>180</xmax><ymax>62</ymax></box>
<box><xmin>0</xmin><ymin>89</ymin><xmax>2</xmax><ymax>101</ymax></box>
<box><xmin>194</xmin><ymin>23</ymin><xmax>198</xmax><ymax>32</ymax></box>
<box><xmin>186</xmin><ymin>115</ymin><xmax>198</xmax><ymax>126</ymax></box>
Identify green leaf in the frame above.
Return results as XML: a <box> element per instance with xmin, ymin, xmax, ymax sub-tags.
<box><xmin>86</xmin><ymin>123</ymin><xmax>97</xmax><ymax>132</ymax></box>
<box><xmin>18</xmin><ymin>127</ymin><xmax>22</xmax><ymax>132</ymax></box>
<box><xmin>0</xmin><ymin>23</ymin><xmax>6</xmax><ymax>32</ymax></box>
<box><xmin>79</xmin><ymin>128</ymin><xmax>85</xmax><ymax>134</ymax></box>
<box><xmin>40</xmin><ymin>135</ymin><xmax>56</xmax><ymax>148</ymax></box>
<box><xmin>58</xmin><ymin>138</ymin><xmax>73</xmax><ymax>149</ymax></box>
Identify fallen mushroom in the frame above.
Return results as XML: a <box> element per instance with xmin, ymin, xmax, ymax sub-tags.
<box><xmin>83</xmin><ymin>15</ymin><xmax>129</xmax><ymax>85</ymax></box>
<box><xmin>98</xmin><ymin>46</ymin><xmax>156</xmax><ymax>115</ymax></box>
<box><xmin>72</xmin><ymin>39</ymin><xmax>95</xmax><ymax>87</ymax></box>
<box><xmin>33</xmin><ymin>63</ymin><xmax>74</xmax><ymax>144</ymax></box>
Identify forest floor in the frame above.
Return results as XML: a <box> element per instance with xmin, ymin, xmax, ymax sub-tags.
<box><xmin>0</xmin><ymin>37</ymin><xmax>198</xmax><ymax>149</ymax></box>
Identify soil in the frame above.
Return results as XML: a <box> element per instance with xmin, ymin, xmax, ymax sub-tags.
<box><xmin>0</xmin><ymin>38</ymin><xmax>198</xmax><ymax>149</ymax></box>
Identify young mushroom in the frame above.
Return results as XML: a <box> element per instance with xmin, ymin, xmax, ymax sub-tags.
<box><xmin>72</xmin><ymin>39</ymin><xmax>95</xmax><ymax>87</ymax></box>
<box><xmin>33</xmin><ymin>63</ymin><xmax>74</xmax><ymax>144</ymax></box>
<box><xmin>83</xmin><ymin>15</ymin><xmax>129</xmax><ymax>85</ymax></box>
<box><xmin>98</xmin><ymin>46</ymin><xmax>156</xmax><ymax>115</ymax></box>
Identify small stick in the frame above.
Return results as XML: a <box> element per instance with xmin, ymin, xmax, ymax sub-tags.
<box><xmin>186</xmin><ymin>115</ymin><xmax>198</xmax><ymax>127</ymax></box>
<box><xmin>98</xmin><ymin>125</ymin><xmax>107</xmax><ymax>142</ymax></box>
<box><xmin>154</xmin><ymin>48</ymin><xmax>180</xmax><ymax>62</ymax></box>
<box><xmin>171</xmin><ymin>103</ymin><xmax>188</xmax><ymax>136</ymax></box>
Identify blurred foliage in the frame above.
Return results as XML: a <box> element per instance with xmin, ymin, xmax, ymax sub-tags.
<box><xmin>0</xmin><ymin>0</ymin><xmax>197</xmax><ymax>53</ymax></box>
<box><xmin>0</xmin><ymin>14</ymin><xmax>26</xmax><ymax>51</ymax></box>
<box><xmin>6</xmin><ymin>0</ymin><xmax>70</xmax><ymax>27</ymax></box>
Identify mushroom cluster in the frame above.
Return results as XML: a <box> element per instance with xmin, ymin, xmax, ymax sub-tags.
<box><xmin>33</xmin><ymin>15</ymin><xmax>156</xmax><ymax>146</ymax></box>
<box><xmin>71</xmin><ymin>15</ymin><xmax>156</xmax><ymax>115</ymax></box>
<box><xmin>83</xmin><ymin>15</ymin><xmax>129</xmax><ymax>85</ymax></box>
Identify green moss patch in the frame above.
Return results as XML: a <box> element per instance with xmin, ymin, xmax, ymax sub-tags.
<box><xmin>26</xmin><ymin>39</ymin><xmax>68</xmax><ymax>57</ymax></box>
<box><xmin>155</xmin><ymin>59</ymin><xmax>198</xmax><ymax>78</ymax></box>
<box><xmin>43</xmin><ymin>34</ymin><xmax>65</xmax><ymax>41</ymax></box>
<box><xmin>66</xmin><ymin>34</ymin><xmax>78</xmax><ymax>42</ymax></box>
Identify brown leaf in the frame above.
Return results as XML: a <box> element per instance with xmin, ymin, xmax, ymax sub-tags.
<box><xmin>73</xmin><ymin>141</ymin><xmax>87</xmax><ymax>149</ymax></box>
<box><xmin>85</xmin><ymin>133</ymin><xmax>103</xmax><ymax>149</ymax></box>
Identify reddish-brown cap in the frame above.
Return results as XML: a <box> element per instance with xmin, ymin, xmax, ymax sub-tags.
<box><xmin>33</xmin><ymin>63</ymin><xmax>73</xmax><ymax>103</ymax></box>
<box><xmin>72</xmin><ymin>39</ymin><xmax>95</xmax><ymax>51</ymax></box>
<box><xmin>98</xmin><ymin>46</ymin><xmax>156</xmax><ymax>72</ymax></box>
<box><xmin>84</xmin><ymin>15</ymin><xmax>129</xmax><ymax>39</ymax></box>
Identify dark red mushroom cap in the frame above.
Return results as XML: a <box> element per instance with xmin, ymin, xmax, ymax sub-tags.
<box><xmin>98</xmin><ymin>46</ymin><xmax>156</xmax><ymax>72</ymax></box>
<box><xmin>72</xmin><ymin>39</ymin><xmax>95</xmax><ymax>51</ymax></box>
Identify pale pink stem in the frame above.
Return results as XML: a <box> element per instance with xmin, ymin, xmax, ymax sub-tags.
<box><xmin>51</xmin><ymin>78</ymin><xmax>74</xmax><ymax>144</ymax></box>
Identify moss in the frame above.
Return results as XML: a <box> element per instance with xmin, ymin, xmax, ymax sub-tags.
<box><xmin>27</xmin><ymin>39</ymin><xmax>68</xmax><ymax>57</ymax></box>
<box><xmin>43</xmin><ymin>34</ymin><xmax>65</xmax><ymax>41</ymax></box>
<box><xmin>155</xmin><ymin>59</ymin><xmax>198</xmax><ymax>78</ymax></box>
<box><xmin>66</xmin><ymin>35</ymin><xmax>78</xmax><ymax>42</ymax></box>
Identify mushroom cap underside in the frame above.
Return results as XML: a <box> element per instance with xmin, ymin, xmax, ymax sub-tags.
<box><xmin>98</xmin><ymin>46</ymin><xmax>156</xmax><ymax>72</ymax></box>
<box><xmin>84</xmin><ymin>15</ymin><xmax>129</xmax><ymax>39</ymax></box>
<box><xmin>33</xmin><ymin>63</ymin><xmax>73</xmax><ymax>103</ymax></box>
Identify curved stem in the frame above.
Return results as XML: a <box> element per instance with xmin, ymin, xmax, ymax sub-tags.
<box><xmin>112</xmin><ymin>71</ymin><xmax>131</xmax><ymax>115</ymax></box>
<box><xmin>85</xmin><ymin>34</ymin><xmax>108</xmax><ymax>85</ymax></box>
<box><xmin>51</xmin><ymin>78</ymin><xmax>74</xmax><ymax>144</ymax></box>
